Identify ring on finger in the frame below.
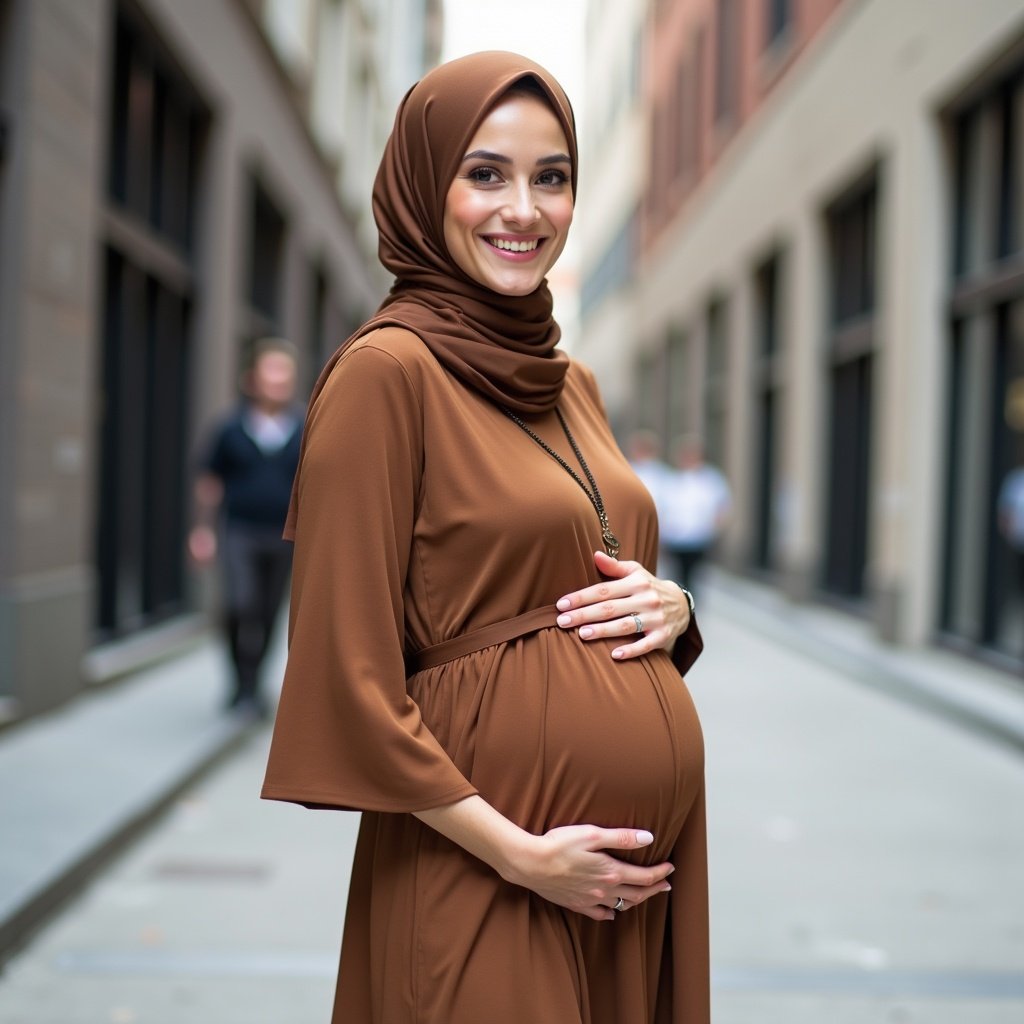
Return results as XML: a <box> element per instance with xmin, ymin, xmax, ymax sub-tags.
<box><xmin>613</xmin><ymin>897</ymin><xmax>626</xmax><ymax>912</ymax></box>
<box><xmin>629</xmin><ymin>613</ymin><xmax>643</xmax><ymax>635</ymax></box>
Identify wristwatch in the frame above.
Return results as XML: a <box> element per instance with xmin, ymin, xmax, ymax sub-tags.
<box><xmin>674</xmin><ymin>581</ymin><xmax>695</xmax><ymax>614</ymax></box>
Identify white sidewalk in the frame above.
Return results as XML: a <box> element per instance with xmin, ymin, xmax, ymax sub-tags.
<box><xmin>0</xmin><ymin>585</ymin><xmax>1022</xmax><ymax>1022</ymax></box>
<box><xmin>0</xmin><ymin>635</ymin><xmax>262</xmax><ymax>959</ymax></box>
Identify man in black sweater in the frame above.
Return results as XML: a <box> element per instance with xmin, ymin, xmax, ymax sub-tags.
<box><xmin>189</xmin><ymin>339</ymin><xmax>302</xmax><ymax>716</ymax></box>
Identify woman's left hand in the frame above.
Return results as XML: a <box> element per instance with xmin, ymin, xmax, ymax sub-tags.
<box><xmin>555</xmin><ymin>550</ymin><xmax>691</xmax><ymax>661</ymax></box>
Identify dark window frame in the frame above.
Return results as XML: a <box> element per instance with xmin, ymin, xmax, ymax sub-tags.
<box><xmin>713</xmin><ymin>0</ymin><xmax>740</xmax><ymax>127</ymax></box>
<box><xmin>95</xmin><ymin>3</ymin><xmax>209</xmax><ymax>639</ymax></box>
<box><xmin>941</xmin><ymin>61</ymin><xmax>1024</xmax><ymax>664</ymax></box>
<box><xmin>751</xmin><ymin>250</ymin><xmax>786</xmax><ymax>572</ymax></box>
<box><xmin>764</xmin><ymin>0</ymin><xmax>792</xmax><ymax>50</ymax></box>
<box><xmin>821</xmin><ymin>172</ymin><xmax>880</xmax><ymax>603</ymax></box>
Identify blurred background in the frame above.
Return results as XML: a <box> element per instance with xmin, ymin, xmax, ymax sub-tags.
<box><xmin>1</xmin><ymin>1</ymin><xmax>1023</xmax><ymax>1022</ymax></box>
<box><xmin>3</xmin><ymin>0</ymin><xmax>1024</xmax><ymax>716</ymax></box>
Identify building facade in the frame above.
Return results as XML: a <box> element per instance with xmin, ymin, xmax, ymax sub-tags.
<box><xmin>578</xmin><ymin>0</ymin><xmax>1024</xmax><ymax>668</ymax></box>
<box><xmin>0</xmin><ymin>0</ymin><xmax>441</xmax><ymax>721</ymax></box>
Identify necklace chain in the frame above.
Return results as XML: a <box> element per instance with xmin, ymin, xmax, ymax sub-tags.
<box><xmin>500</xmin><ymin>407</ymin><xmax>621</xmax><ymax>557</ymax></box>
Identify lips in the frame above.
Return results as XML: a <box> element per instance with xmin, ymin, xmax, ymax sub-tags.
<box><xmin>482</xmin><ymin>235</ymin><xmax>545</xmax><ymax>261</ymax></box>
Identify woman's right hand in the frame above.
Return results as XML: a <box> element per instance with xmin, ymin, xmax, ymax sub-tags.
<box><xmin>503</xmin><ymin>824</ymin><xmax>674</xmax><ymax>922</ymax></box>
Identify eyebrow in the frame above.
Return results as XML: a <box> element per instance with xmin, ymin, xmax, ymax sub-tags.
<box><xmin>461</xmin><ymin>149</ymin><xmax>572</xmax><ymax>167</ymax></box>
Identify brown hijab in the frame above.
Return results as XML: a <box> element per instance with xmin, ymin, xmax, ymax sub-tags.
<box><xmin>283</xmin><ymin>51</ymin><xmax>577</xmax><ymax>539</ymax></box>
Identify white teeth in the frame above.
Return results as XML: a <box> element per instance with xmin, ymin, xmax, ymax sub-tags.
<box><xmin>487</xmin><ymin>237</ymin><xmax>539</xmax><ymax>252</ymax></box>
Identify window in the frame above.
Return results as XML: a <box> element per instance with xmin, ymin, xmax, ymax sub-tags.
<box><xmin>96</xmin><ymin>7</ymin><xmax>208</xmax><ymax>637</ymax></box>
<box><xmin>581</xmin><ymin>211</ymin><xmax>636</xmax><ymax>317</ymax></box>
<box><xmin>665</xmin><ymin>325</ymin><xmax>690</xmax><ymax>447</ymax></box>
<box><xmin>751</xmin><ymin>251</ymin><xmax>785</xmax><ymax>571</ymax></box>
<box><xmin>678</xmin><ymin>30</ymin><xmax>704</xmax><ymax>186</ymax></box>
<box><xmin>764</xmin><ymin>0</ymin><xmax>791</xmax><ymax>49</ymax></box>
<box><xmin>108</xmin><ymin>15</ymin><xmax>201</xmax><ymax>254</ymax></box>
<box><xmin>248</xmin><ymin>177</ymin><xmax>287</xmax><ymax>330</ymax></box>
<box><xmin>714</xmin><ymin>0</ymin><xmax>740</xmax><ymax>126</ymax></box>
<box><xmin>823</xmin><ymin>176</ymin><xmax>878</xmax><ymax>601</ymax></box>
<box><xmin>307</xmin><ymin>263</ymin><xmax>329</xmax><ymax>394</ymax></box>
<box><xmin>635</xmin><ymin>348</ymin><xmax>662</xmax><ymax>434</ymax></box>
<box><xmin>704</xmin><ymin>295</ymin><xmax>730</xmax><ymax>469</ymax></box>
<box><xmin>943</xmin><ymin>62</ymin><xmax>1024</xmax><ymax>662</ymax></box>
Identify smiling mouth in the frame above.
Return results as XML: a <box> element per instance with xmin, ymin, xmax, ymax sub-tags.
<box><xmin>484</xmin><ymin>236</ymin><xmax>543</xmax><ymax>253</ymax></box>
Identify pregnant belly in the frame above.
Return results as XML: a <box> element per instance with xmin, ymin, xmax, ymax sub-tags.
<box><xmin>411</xmin><ymin>627</ymin><xmax>704</xmax><ymax>859</ymax></box>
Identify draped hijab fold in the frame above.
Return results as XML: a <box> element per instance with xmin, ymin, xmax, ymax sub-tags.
<box><xmin>283</xmin><ymin>52</ymin><xmax>578</xmax><ymax>540</ymax></box>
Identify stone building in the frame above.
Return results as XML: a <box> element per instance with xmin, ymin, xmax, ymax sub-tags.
<box><xmin>578</xmin><ymin>0</ymin><xmax>1024</xmax><ymax>668</ymax></box>
<box><xmin>0</xmin><ymin>0</ymin><xmax>442</xmax><ymax>720</ymax></box>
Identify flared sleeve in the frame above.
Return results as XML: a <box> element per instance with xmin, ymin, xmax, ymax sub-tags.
<box><xmin>261</xmin><ymin>341</ymin><xmax>479</xmax><ymax>813</ymax></box>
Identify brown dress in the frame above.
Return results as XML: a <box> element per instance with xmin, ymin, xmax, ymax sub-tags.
<box><xmin>262</xmin><ymin>327</ymin><xmax>709</xmax><ymax>1023</ymax></box>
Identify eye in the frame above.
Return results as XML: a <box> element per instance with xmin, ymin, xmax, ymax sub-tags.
<box><xmin>466</xmin><ymin>166</ymin><xmax>502</xmax><ymax>184</ymax></box>
<box><xmin>536</xmin><ymin>168</ymin><xmax>570</xmax><ymax>187</ymax></box>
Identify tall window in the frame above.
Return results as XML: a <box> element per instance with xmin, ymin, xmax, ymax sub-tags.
<box><xmin>679</xmin><ymin>30</ymin><xmax>704</xmax><ymax>187</ymax></box>
<box><xmin>752</xmin><ymin>251</ymin><xmax>785</xmax><ymax>571</ymax></box>
<box><xmin>665</xmin><ymin>325</ymin><xmax>690</xmax><ymax>448</ymax></box>
<box><xmin>635</xmin><ymin>349</ymin><xmax>662</xmax><ymax>434</ymax></box>
<box><xmin>307</xmin><ymin>262</ymin><xmax>329</xmax><ymax>394</ymax></box>
<box><xmin>943</xmin><ymin>62</ymin><xmax>1024</xmax><ymax>663</ymax></box>
<box><xmin>764</xmin><ymin>0</ymin><xmax>792</xmax><ymax>49</ymax></box>
<box><xmin>96</xmin><ymin>8</ymin><xmax>208</xmax><ymax>638</ymax></box>
<box><xmin>823</xmin><ymin>176</ymin><xmax>878</xmax><ymax>601</ymax></box>
<box><xmin>704</xmin><ymin>295</ymin><xmax>730</xmax><ymax>468</ymax></box>
<box><xmin>714</xmin><ymin>0</ymin><xmax>740</xmax><ymax>127</ymax></box>
<box><xmin>246</xmin><ymin>176</ymin><xmax>287</xmax><ymax>339</ymax></box>
<box><xmin>669</xmin><ymin>49</ymin><xmax>687</xmax><ymax>185</ymax></box>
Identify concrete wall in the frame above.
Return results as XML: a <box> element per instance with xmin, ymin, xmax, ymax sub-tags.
<box><xmin>0</xmin><ymin>0</ymin><xmax>109</xmax><ymax>715</ymax></box>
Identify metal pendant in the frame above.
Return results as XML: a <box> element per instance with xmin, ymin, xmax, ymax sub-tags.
<box><xmin>602</xmin><ymin>529</ymin><xmax>621</xmax><ymax>558</ymax></box>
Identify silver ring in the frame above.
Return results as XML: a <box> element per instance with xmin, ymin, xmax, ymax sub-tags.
<box><xmin>630</xmin><ymin>613</ymin><xmax>643</xmax><ymax>635</ymax></box>
<box><xmin>613</xmin><ymin>897</ymin><xmax>625</xmax><ymax>912</ymax></box>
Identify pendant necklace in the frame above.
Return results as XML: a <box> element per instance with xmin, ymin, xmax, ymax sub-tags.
<box><xmin>500</xmin><ymin>406</ymin><xmax>621</xmax><ymax>558</ymax></box>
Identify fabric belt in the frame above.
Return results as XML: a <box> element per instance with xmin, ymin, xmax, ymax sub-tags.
<box><xmin>406</xmin><ymin>604</ymin><xmax>559</xmax><ymax>675</ymax></box>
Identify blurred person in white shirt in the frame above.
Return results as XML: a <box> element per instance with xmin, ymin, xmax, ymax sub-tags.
<box><xmin>660</xmin><ymin>434</ymin><xmax>731</xmax><ymax>591</ymax></box>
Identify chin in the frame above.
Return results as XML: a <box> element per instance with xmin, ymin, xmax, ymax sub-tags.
<box><xmin>483</xmin><ymin>268</ymin><xmax>548</xmax><ymax>297</ymax></box>
<box><xmin>493</xmin><ymin>280</ymin><xmax>541</xmax><ymax>297</ymax></box>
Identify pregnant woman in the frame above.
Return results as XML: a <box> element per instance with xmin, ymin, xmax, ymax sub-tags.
<box><xmin>261</xmin><ymin>51</ymin><xmax>709</xmax><ymax>1024</ymax></box>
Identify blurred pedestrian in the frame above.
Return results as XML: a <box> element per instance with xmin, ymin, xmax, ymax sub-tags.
<box><xmin>660</xmin><ymin>434</ymin><xmax>731</xmax><ymax>592</ymax></box>
<box><xmin>261</xmin><ymin>53</ymin><xmax>708</xmax><ymax>1024</ymax></box>
<box><xmin>188</xmin><ymin>338</ymin><xmax>302</xmax><ymax>717</ymax></box>
<box><xmin>998</xmin><ymin>463</ymin><xmax>1024</xmax><ymax>554</ymax></box>
<box><xmin>997</xmin><ymin>464</ymin><xmax>1024</xmax><ymax>632</ymax></box>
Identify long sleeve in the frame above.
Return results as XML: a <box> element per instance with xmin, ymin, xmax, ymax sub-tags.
<box><xmin>261</xmin><ymin>341</ymin><xmax>478</xmax><ymax>813</ymax></box>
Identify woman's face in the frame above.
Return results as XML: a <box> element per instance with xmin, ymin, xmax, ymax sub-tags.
<box><xmin>443</xmin><ymin>92</ymin><xmax>573</xmax><ymax>297</ymax></box>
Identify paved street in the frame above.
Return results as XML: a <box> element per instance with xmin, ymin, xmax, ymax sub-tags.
<box><xmin>1</xmin><ymin>594</ymin><xmax>1022</xmax><ymax>1023</ymax></box>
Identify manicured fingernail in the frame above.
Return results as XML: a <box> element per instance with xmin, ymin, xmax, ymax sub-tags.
<box><xmin>612</xmin><ymin>649</ymin><xmax>623</xmax><ymax>658</ymax></box>
<box><xmin>579</xmin><ymin>626</ymin><xmax>593</xmax><ymax>638</ymax></box>
<box><xmin>557</xmin><ymin>598</ymin><xmax>571</xmax><ymax>611</ymax></box>
<box><xmin>557</xmin><ymin>614</ymin><xmax>572</xmax><ymax>626</ymax></box>
<box><xmin>661</xmin><ymin>884</ymin><xmax>672</xmax><ymax>893</ymax></box>
<box><xmin>636</xmin><ymin>830</ymin><xmax>654</xmax><ymax>845</ymax></box>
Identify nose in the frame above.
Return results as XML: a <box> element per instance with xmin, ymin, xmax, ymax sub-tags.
<box><xmin>501</xmin><ymin>180</ymin><xmax>538</xmax><ymax>227</ymax></box>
